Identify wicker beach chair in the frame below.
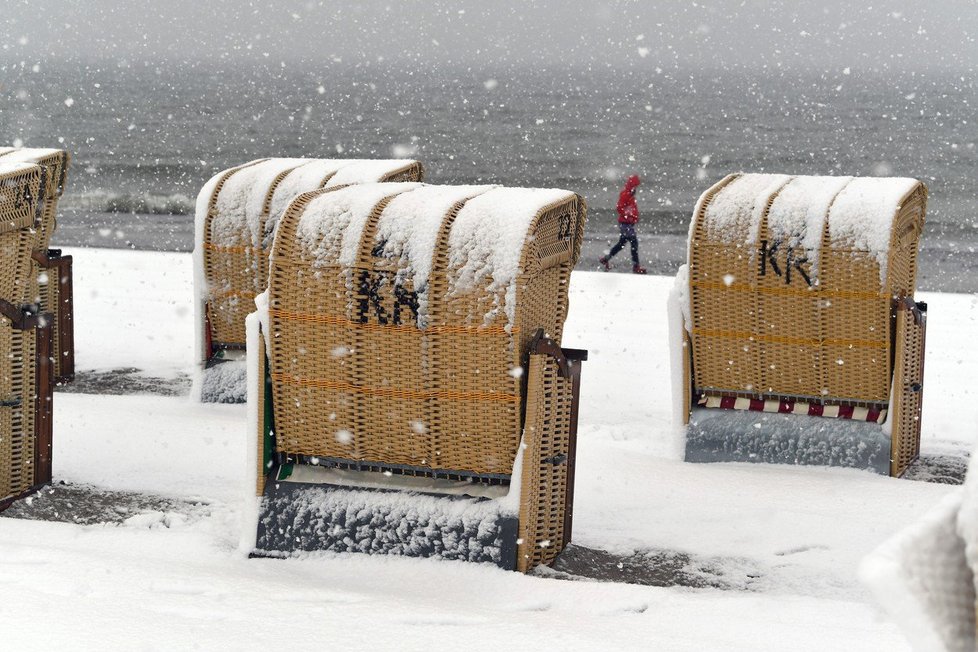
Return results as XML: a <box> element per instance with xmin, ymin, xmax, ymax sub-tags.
<box><xmin>671</xmin><ymin>174</ymin><xmax>927</xmax><ymax>476</ymax></box>
<box><xmin>193</xmin><ymin>158</ymin><xmax>423</xmax><ymax>402</ymax></box>
<box><xmin>0</xmin><ymin>147</ymin><xmax>73</xmax><ymax>383</ymax></box>
<box><xmin>247</xmin><ymin>183</ymin><xmax>587</xmax><ymax>572</ymax></box>
<box><xmin>0</xmin><ymin>162</ymin><xmax>53</xmax><ymax>511</ymax></box>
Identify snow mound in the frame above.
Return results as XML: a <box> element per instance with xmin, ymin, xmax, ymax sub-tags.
<box><xmin>861</xmin><ymin>492</ymin><xmax>975</xmax><ymax>652</ymax></box>
<box><xmin>957</xmin><ymin>446</ymin><xmax>978</xmax><ymax>616</ymax></box>
<box><xmin>199</xmin><ymin>361</ymin><xmax>248</xmax><ymax>404</ymax></box>
<box><xmin>684</xmin><ymin>408</ymin><xmax>891</xmax><ymax>473</ymax></box>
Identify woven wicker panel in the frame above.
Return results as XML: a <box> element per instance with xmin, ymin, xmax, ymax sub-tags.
<box><xmin>0</xmin><ymin>317</ymin><xmax>36</xmax><ymax>503</ymax></box>
<box><xmin>0</xmin><ymin>148</ymin><xmax>70</xmax><ymax>248</ymax></box>
<box><xmin>380</xmin><ymin>161</ymin><xmax>425</xmax><ymax>183</ymax></box>
<box><xmin>516</xmin><ymin>352</ymin><xmax>573</xmax><ymax>572</ymax></box>
<box><xmin>0</xmin><ymin>164</ymin><xmax>42</xmax><ymax>305</ymax></box>
<box><xmin>205</xmin><ymin>159</ymin><xmax>300</xmax><ymax>346</ymax></box>
<box><xmin>689</xmin><ymin>175</ymin><xmax>769</xmax><ymax>394</ymax></box>
<box><xmin>891</xmin><ymin>302</ymin><xmax>926</xmax><ymax>477</ymax></box>
<box><xmin>202</xmin><ymin>159</ymin><xmax>424</xmax><ymax>351</ymax></box>
<box><xmin>432</xmin><ymin>193</ymin><xmax>585</xmax><ymax>475</ymax></box>
<box><xmin>0</xmin><ymin>149</ymin><xmax>73</xmax><ymax>379</ymax></box>
<box><xmin>267</xmin><ymin>186</ymin><xmax>415</xmax><ymax>464</ymax></box>
<box><xmin>689</xmin><ymin>175</ymin><xmax>926</xmax><ymax>406</ymax></box>
<box><xmin>267</xmin><ymin>186</ymin><xmax>585</xmax><ymax>477</ymax></box>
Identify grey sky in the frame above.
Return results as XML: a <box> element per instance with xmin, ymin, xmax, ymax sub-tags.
<box><xmin>2</xmin><ymin>0</ymin><xmax>977</xmax><ymax>71</ymax></box>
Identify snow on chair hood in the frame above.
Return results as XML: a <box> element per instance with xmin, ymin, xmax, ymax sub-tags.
<box><xmin>264</xmin><ymin>181</ymin><xmax>585</xmax><ymax>473</ymax></box>
<box><xmin>675</xmin><ymin>172</ymin><xmax>928</xmax><ymax>477</ymax></box>
<box><xmin>0</xmin><ymin>147</ymin><xmax>74</xmax><ymax>383</ymax></box>
<box><xmin>192</xmin><ymin>157</ymin><xmax>424</xmax><ymax>403</ymax></box>
<box><xmin>252</xmin><ymin>182</ymin><xmax>587</xmax><ymax>571</ymax></box>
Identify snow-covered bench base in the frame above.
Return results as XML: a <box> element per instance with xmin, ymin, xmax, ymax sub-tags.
<box><xmin>199</xmin><ymin>358</ymin><xmax>247</xmax><ymax>403</ymax></box>
<box><xmin>684</xmin><ymin>408</ymin><xmax>891</xmax><ymax>474</ymax></box>
<box><xmin>254</xmin><ymin>479</ymin><xmax>520</xmax><ymax>568</ymax></box>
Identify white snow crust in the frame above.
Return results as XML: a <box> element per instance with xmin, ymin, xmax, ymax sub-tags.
<box><xmin>766</xmin><ymin>175</ymin><xmax>852</xmax><ymax>276</ymax></box>
<box><xmin>861</xmin><ymin>492</ymin><xmax>975</xmax><ymax>651</ymax></box>
<box><xmin>211</xmin><ymin>158</ymin><xmax>307</xmax><ymax>248</ymax></box>
<box><xmin>323</xmin><ymin>159</ymin><xmax>417</xmax><ymax>187</ymax></box>
<box><xmin>296</xmin><ymin>182</ymin><xmax>422</xmax><ymax>268</ymax></box>
<box><xmin>828</xmin><ymin>177</ymin><xmax>919</xmax><ymax>283</ymax></box>
<box><xmin>374</xmin><ymin>184</ymin><xmax>496</xmax><ymax>326</ymax></box>
<box><xmin>958</xmin><ymin>446</ymin><xmax>978</xmax><ymax>610</ymax></box>
<box><xmin>0</xmin><ymin>147</ymin><xmax>63</xmax><ymax>162</ymax></box>
<box><xmin>701</xmin><ymin>173</ymin><xmax>791</xmax><ymax>244</ymax></box>
<box><xmin>263</xmin><ymin>160</ymin><xmax>348</xmax><ymax>248</ymax></box>
<box><xmin>446</xmin><ymin>187</ymin><xmax>574</xmax><ymax>325</ymax></box>
<box><xmin>0</xmin><ymin>160</ymin><xmax>40</xmax><ymax>177</ymax></box>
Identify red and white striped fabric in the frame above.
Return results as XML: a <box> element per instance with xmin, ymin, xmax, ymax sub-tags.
<box><xmin>697</xmin><ymin>394</ymin><xmax>887</xmax><ymax>423</ymax></box>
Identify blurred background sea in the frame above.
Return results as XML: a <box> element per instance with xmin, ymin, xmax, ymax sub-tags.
<box><xmin>2</xmin><ymin>60</ymin><xmax>976</xmax><ymax>289</ymax></box>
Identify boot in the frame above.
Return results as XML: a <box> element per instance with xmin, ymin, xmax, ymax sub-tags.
<box><xmin>599</xmin><ymin>256</ymin><xmax>610</xmax><ymax>270</ymax></box>
<box><xmin>632</xmin><ymin>264</ymin><xmax>647</xmax><ymax>275</ymax></box>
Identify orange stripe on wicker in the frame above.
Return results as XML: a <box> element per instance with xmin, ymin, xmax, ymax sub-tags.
<box><xmin>693</xmin><ymin>328</ymin><xmax>888</xmax><ymax>349</ymax></box>
<box><xmin>202</xmin><ymin>242</ymin><xmax>268</xmax><ymax>255</ymax></box>
<box><xmin>269</xmin><ymin>307</ymin><xmax>516</xmax><ymax>335</ymax></box>
<box><xmin>690</xmin><ymin>280</ymin><xmax>887</xmax><ymax>300</ymax></box>
<box><xmin>271</xmin><ymin>372</ymin><xmax>520</xmax><ymax>403</ymax></box>
<box><xmin>212</xmin><ymin>290</ymin><xmax>257</xmax><ymax>300</ymax></box>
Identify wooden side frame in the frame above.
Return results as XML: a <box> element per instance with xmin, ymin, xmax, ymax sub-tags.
<box><xmin>33</xmin><ymin>249</ymin><xmax>74</xmax><ymax>383</ymax></box>
<box><xmin>516</xmin><ymin>330</ymin><xmax>587</xmax><ymax>572</ymax></box>
<box><xmin>0</xmin><ymin>299</ymin><xmax>53</xmax><ymax>511</ymax></box>
<box><xmin>891</xmin><ymin>298</ymin><xmax>926</xmax><ymax>477</ymax></box>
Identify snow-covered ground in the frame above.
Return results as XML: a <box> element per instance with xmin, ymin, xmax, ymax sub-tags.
<box><xmin>2</xmin><ymin>247</ymin><xmax>975</xmax><ymax>650</ymax></box>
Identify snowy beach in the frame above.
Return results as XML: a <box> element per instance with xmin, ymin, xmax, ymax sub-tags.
<box><xmin>1</xmin><ymin>247</ymin><xmax>974</xmax><ymax>649</ymax></box>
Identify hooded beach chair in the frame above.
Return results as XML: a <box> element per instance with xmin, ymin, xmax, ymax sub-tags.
<box><xmin>671</xmin><ymin>173</ymin><xmax>927</xmax><ymax>476</ymax></box>
<box><xmin>0</xmin><ymin>162</ymin><xmax>54</xmax><ymax>511</ymax></box>
<box><xmin>245</xmin><ymin>182</ymin><xmax>587</xmax><ymax>572</ymax></box>
<box><xmin>193</xmin><ymin>158</ymin><xmax>424</xmax><ymax>402</ymax></box>
<box><xmin>0</xmin><ymin>147</ymin><xmax>73</xmax><ymax>383</ymax></box>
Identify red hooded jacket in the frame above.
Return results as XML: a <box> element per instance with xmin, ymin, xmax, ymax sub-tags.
<box><xmin>617</xmin><ymin>175</ymin><xmax>640</xmax><ymax>224</ymax></box>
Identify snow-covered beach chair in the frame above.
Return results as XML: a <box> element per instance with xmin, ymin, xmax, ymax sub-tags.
<box><xmin>1</xmin><ymin>161</ymin><xmax>54</xmax><ymax>511</ymax></box>
<box><xmin>193</xmin><ymin>158</ymin><xmax>424</xmax><ymax>402</ymax></box>
<box><xmin>670</xmin><ymin>174</ymin><xmax>927</xmax><ymax>476</ymax></box>
<box><xmin>0</xmin><ymin>147</ymin><xmax>73</xmax><ymax>383</ymax></box>
<box><xmin>861</xmin><ymin>446</ymin><xmax>978</xmax><ymax>650</ymax></box>
<box><xmin>244</xmin><ymin>183</ymin><xmax>587</xmax><ymax>572</ymax></box>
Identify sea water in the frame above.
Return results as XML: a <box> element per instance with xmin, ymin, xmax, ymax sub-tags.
<box><xmin>2</xmin><ymin>60</ymin><xmax>975</xmax><ymax>289</ymax></box>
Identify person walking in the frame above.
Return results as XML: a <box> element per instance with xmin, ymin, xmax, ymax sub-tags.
<box><xmin>600</xmin><ymin>174</ymin><xmax>647</xmax><ymax>274</ymax></box>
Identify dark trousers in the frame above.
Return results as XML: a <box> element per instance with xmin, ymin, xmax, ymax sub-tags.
<box><xmin>607</xmin><ymin>222</ymin><xmax>639</xmax><ymax>265</ymax></box>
